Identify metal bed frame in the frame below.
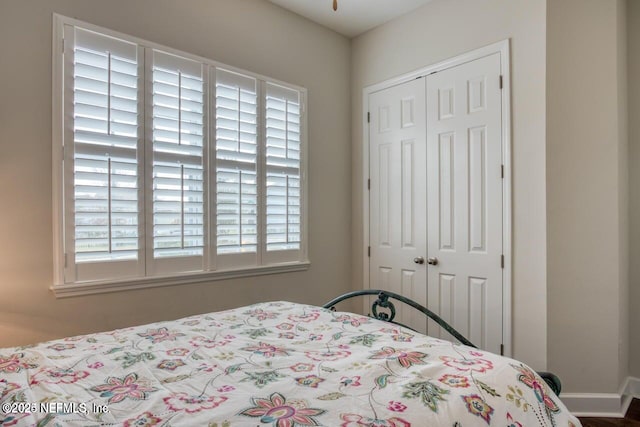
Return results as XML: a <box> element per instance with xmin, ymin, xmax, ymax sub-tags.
<box><xmin>323</xmin><ymin>289</ymin><xmax>562</xmax><ymax>396</ymax></box>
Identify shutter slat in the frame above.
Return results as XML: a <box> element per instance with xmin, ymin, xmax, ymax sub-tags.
<box><xmin>154</xmin><ymin>117</ymin><xmax>203</xmax><ymax>135</ymax></box>
<box><xmin>74</xmin><ymin>131</ymin><xmax>138</xmax><ymax>152</ymax></box>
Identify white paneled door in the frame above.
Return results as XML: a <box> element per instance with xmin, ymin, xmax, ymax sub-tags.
<box><xmin>369</xmin><ymin>53</ymin><xmax>504</xmax><ymax>353</ymax></box>
<box><xmin>369</xmin><ymin>78</ymin><xmax>428</xmax><ymax>333</ymax></box>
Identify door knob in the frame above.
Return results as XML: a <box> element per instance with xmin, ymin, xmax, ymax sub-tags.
<box><xmin>413</xmin><ymin>257</ymin><xmax>425</xmax><ymax>265</ymax></box>
<box><xmin>427</xmin><ymin>257</ymin><xmax>439</xmax><ymax>265</ymax></box>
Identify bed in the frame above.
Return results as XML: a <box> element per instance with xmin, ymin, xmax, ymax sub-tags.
<box><xmin>0</xmin><ymin>290</ymin><xmax>580</xmax><ymax>426</ymax></box>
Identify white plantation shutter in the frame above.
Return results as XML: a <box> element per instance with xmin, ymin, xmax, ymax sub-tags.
<box><xmin>55</xmin><ymin>16</ymin><xmax>307</xmax><ymax>289</ymax></box>
<box><xmin>64</xmin><ymin>26</ymin><xmax>144</xmax><ymax>282</ymax></box>
<box><xmin>264</xmin><ymin>83</ymin><xmax>303</xmax><ymax>263</ymax></box>
<box><xmin>148</xmin><ymin>50</ymin><xmax>206</xmax><ymax>274</ymax></box>
<box><xmin>215</xmin><ymin>69</ymin><xmax>258</xmax><ymax>267</ymax></box>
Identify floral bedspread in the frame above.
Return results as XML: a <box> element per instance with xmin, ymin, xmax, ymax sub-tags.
<box><xmin>0</xmin><ymin>301</ymin><xmax>580</xmax><ymax>426</ymax></box>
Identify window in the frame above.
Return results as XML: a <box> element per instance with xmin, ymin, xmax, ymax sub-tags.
<box><xmin>52</xmin><ymin>15</ymin><xmax>308</xmax><ymax>295</ymax></box>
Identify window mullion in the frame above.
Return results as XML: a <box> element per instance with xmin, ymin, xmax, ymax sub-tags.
<box><xmin>208</xmin><ymin>65</ymin><xmax>217</xmax><ymax>271</ymax></box>
<box><xmin>136</xmin><ymin>44</ymin><xmax>146</xmax><ymax>278</ymax></box>
<box><xmin>257</xmin><ymin>79</ymin><xmax>266</xmax><ymax>266</ymax></box>
<box><xmin>201</xmin><ymin>65</ymin><xmax>211</xmax><ymax>271</ymax></box>
<box><xmin>143</xmin><ymin>47</ymin><xmax>155</xmax><ymax>277</ymax></box>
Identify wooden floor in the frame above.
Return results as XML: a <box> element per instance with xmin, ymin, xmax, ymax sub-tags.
<box><xmin>579</xmin><ymin>399</ymin><xmax>640</xmax><ymax>427</ymax></box>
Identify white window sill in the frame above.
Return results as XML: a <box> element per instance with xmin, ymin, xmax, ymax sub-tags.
<box><xmin>50</xmin><ymin>261</ymin><xmax>310</xmax><ymax>298</ymax></box>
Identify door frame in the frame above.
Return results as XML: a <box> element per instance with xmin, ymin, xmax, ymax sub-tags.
<box><xmin>362</xmin><ymin>39</ymin><xmax>513</xmax><ymax>356</ymax></box>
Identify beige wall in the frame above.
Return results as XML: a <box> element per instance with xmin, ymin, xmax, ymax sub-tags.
<box><xmin>351</xmin><ymin>0</ymin><xmax>548</xmax><ymax>369</ymax></box>
<box><xmin>629</xmin><ymin>0</ymin><xmax>640</xmax><ymax>379</ymax></box>
<box><xmin>616</xmin><ymin>0</ymin><xmax>629</xmax><ymax>389</ymax></box>
<box><xmin>547</xmin><ymin>0</ymin><xmax>629</xmax><ymax>393</ymax></box>
<box><xmin>0</xmin><ymin>0</ymin><xmax>352</xmax><ymax>347</ymax></box>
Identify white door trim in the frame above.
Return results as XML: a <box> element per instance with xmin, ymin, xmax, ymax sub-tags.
<box><xmin>362</xmin><ymin>39</ymin><xmax>512</xmax><ymax>356</ymax></box>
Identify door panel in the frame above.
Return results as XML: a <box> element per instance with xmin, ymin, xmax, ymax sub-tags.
<box><xmin>369</xmin><ymin>78</ymin><xmax>427</xmax><ymax>333</ymax></box>
<box><xmin>426</xmin><ymin>53</ymin><xmax>503</xmax><ymax>353</ymax></box>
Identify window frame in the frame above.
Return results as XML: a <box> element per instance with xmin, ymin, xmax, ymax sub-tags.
<box><xmin>52</xmin><ymin>14</ymin><xmax>309</xmax><ymax>298</ymax></box>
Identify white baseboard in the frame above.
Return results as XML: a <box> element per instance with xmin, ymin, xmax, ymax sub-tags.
<box><xmin>627</xmin><ymin>376</ymin><xmax>640</xmax><ymax>396</ymax></box>
<box><xmin>561</xmin><ymin>393</ymin><xmax>629</xmax><ymax>417</ymax></box>
<box><xmin>561</xmin><ymin>376</ymin><xmax>639</xmax><ymax>417</ymax></box>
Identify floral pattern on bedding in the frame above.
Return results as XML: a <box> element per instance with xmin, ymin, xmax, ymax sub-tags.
<box><xmin>0</xmin><ymin>301</ymin><xmax>580</xmax><ymax>426</ymax></box>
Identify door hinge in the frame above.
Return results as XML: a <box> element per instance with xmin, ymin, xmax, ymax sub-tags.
<box><xmin>367</xmin><ymin>178</ymin><xmax>370</xmax><ymax>190</ymax></box>
<box><xmin>501</xmin><ymin>255</ymin><xmax>504</xmax><ymax>269</ymax></box>
<box><xmin>368</xmin><ymin>246</ymin><xmax>371</xmax><ymax>257</ymax></box>
<box><xmin>367</xmin><ymin>112</ymin><xmax>370</xmax><ymax>123</ymax></box>
<box><xmin>62</xmin><ymin>38</ymin><xmax>65</xmax><ymax>53</ymax></box>
<box><xmin>499</xmin><ymin>75</ymin><xmax>503</xmax><ymax>89</ymax></box>
<box><xmin>501</xmin><ymin>164</ymin><xmax>504</xmax><ymax>178</ymax></box>
<box><xmin>500</xmin><ymin>344</ymin><xmax>504</xmax><ymax>356</ymax></box>
<box><xmin>64</xmin><ymin>253</ymin><xmax>68</xmax><ymax>268</ymax></box>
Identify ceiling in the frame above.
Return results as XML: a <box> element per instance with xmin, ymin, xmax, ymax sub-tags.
<box><xmin>267</xmin><ymin>0</ymin><xmax>434</xmax><ymax>38</ymax></box>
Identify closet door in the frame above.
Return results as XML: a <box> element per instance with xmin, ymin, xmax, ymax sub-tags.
<box><xmin>426</xmin><ymin>53</ymin><xmax>503</xmax><ymax>354</ymax></box>
<box><xmin>368</xmin><ymin>53</ymin><xmax>504</xmax><ymax>353</ymax></box>
<box><xmin>369</xmin><ymin>78</ymin><xmax>428</xmax><ymax>333</ymax></box>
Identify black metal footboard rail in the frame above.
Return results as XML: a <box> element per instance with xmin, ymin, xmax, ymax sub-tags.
<box><xmin>323</xmin><ymin>289</ymin><xmax>562</xmax><ymax>396</ymax></box>
<box><xmin>323</xmin><ymin>289</ymin><xmax>475</xmax><ymax>346</ymax></box>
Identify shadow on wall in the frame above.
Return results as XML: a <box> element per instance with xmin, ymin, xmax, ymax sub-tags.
<box><xmin>0</xmin><ymin>313</ymin><xmax>74</xmax><ymax>347</ymax></box>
